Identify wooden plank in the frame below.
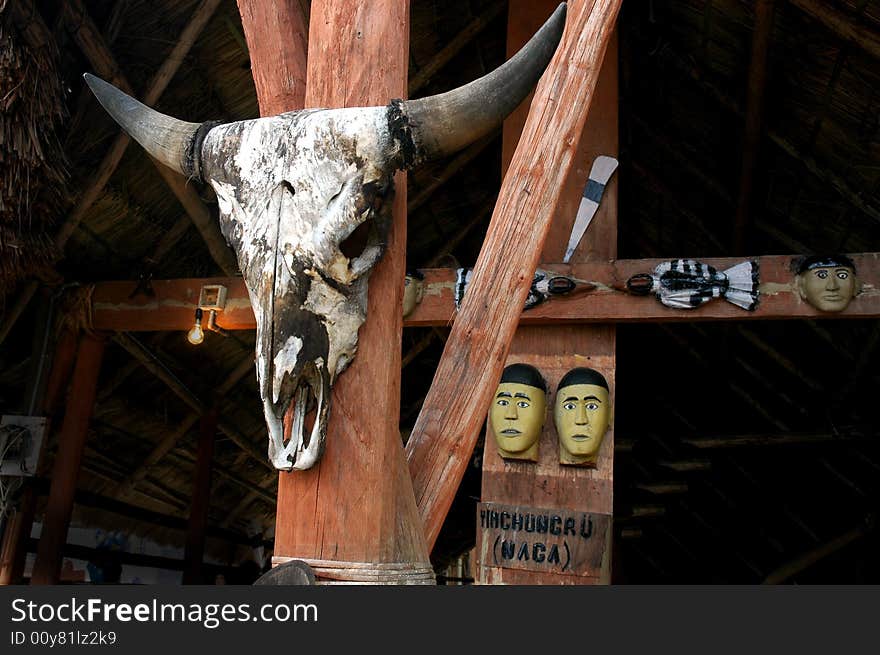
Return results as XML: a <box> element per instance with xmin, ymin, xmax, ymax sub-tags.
<box><xmin>269</xmin><ymin>0</ymin><xmax>432</xmax><ymax>583</ymax></box>
<box><xmin>90</xmin><ymin>252</ymin><xmax>880</xmax><ymax>331</ymax></box>
<box><xmin>0</xmin><ymin>328</ymin><xmax>78</xmax><ymax>585</ymax></box>
<box><xmin>477</xmin><ymin>0</ymin><xmax>618</xmax><ymax>585</ymax></box>
<box><xmin>182</xmin><ymin>408</ymin><xmax>217</xmax><ymax>584</ymax></box>
<box><xmin>762</xmin><ymin>522</ymin><xmax>868</xmax><ymax>584</ymax></box>
<box><xmin>236</xmin><ymin>0</ymin><xmax>308</xmax><ymax>115</ymax></box>
<box><xmin>93</xmin><ymin>277</ymin><xmax>253</xmax><ymax>331</ymax></box>
<box><xmin>733</xmin><ymin>0</ymin><xmax>775</xmax><ymax>253</ymax></box>
<box><xmin>681</xmin><ymin>428</ymin><xmax>876</xmax><ymax>449</ymax></box>
<box><xmin>30</xmin><ymin>332</ymin><xmax>106</xmax><ymax>585</ymax></box>
<box><xmin>409</xmin><ymin>255</ymin><xmax>880</xmax><ymax>324</ymax></box>
<box><xmin>405</xmin><ymin>0</ymin><xmax>624</xmax><ymax>551</ymax></box>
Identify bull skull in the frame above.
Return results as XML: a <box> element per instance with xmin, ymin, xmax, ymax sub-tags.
<box><xmin>84</xmin><ymin>4</ymin><xmax>566</xmax><ymax>471</ymax></box>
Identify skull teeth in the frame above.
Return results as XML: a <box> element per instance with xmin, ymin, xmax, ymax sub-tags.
<box><xmin>270</xmin><ymin>366</ymin><xmax>329</xmax><ymax>471</ymax></box>
<box><xmin>282</xmin><ymin>380</ymin><xmax>312</xmax><ymax>450</ymax></box>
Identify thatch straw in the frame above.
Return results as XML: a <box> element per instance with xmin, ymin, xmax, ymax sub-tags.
<box><xmin>54</xmin><ymin>284</ymin><xmax>95</xmax><ymax>337</ymax></box>
<box><xmin>0</xmin><ymin>2</ymin><xmax>68</xmax><ymax>300</ymax></box>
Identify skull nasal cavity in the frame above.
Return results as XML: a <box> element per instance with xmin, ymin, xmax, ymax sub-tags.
<box><xmin>339</xmin><ymin>220</ymin><xmax>373</xmax><ymax>260</ymax></box>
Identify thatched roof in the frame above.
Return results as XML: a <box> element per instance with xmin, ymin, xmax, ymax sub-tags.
<box><xmin>0</xmin><ymin>0</ymin><xmax>68</xmax><ymax>300</ymax></box>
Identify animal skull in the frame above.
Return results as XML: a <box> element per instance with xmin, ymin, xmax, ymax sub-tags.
<box><xmin>84</xmin><ymin>4</ymin><xmax>566</xmax><ymax>471</ymax></box>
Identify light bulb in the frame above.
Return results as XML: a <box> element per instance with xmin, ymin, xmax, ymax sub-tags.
<box><xmin>187</xmin><ymin>308</ymin><xmax>204</xmax><ymax>345</ymax></box>
<box><xmin>187</xmin><ymin>323</ymin><xmax>204</xmax><ymax>345</ymax></box>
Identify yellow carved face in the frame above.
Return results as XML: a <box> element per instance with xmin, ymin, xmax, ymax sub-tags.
<box><xmin>554</xmin><ymin>383</ymin><xmax>610</xmax><ymax>465</ymax></box>
<box><xmin>798</xmin><ymin>266</ymin><xmax>858</xmax><ymax>312</ymax></box>
<box><xmin>489</xmin><ymin>382</ymin><xmax>546</xmax><ymax>458</ymax></box>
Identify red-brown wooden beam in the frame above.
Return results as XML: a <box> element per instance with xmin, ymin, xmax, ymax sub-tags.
<box><xmin>265</xmin><ymin>0</ymin><xmax>432</xmax><ymax>583</ymax></box>
<box><xmin>30</xmin><ymin>332</ymin><xmax>106</xmax><ymax>585</ymax></box>
<box><xmin>89</xmin><ymin>252</ymin><xmax>880</xmax><ymax>332</ymax></box>
<box><xmin>0</xmin><ymin>328</ymin><xmax>78</xmax><ymax>585</ymax></box>
<box><xmin>733</xmin><ymin>0</ymin><xmax>775</xmax><ymax>254</ymax></box>
<box><xmin>182</xmin><ymin>407</ymin><xmax>218</xmax><ymax>584</ymax></box>
<box><xmin>236</xmin><ymin>0</ymin><xmax>308</xmax><ymax>115</ymax></box>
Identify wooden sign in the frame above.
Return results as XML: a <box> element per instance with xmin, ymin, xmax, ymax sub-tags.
<box><xmin>476</xmin><ymin>502</ymin><xmax>611</xmax><ymax>577</ymax></box>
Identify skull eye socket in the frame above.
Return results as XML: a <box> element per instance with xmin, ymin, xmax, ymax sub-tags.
<box><xmin>339</xmin><ymin>219</ymin><xmax>374</xmax><ymax>260</ymax></box>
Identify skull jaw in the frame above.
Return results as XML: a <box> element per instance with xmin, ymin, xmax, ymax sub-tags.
<box><xmin>265</xmin><ymin>364</ymin><xmax>331</xmax><ymax>471</ymax></box>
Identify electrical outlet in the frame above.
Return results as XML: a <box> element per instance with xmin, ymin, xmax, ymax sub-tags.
<box><xmin>198</xmin><ymin>284</ymin><xmax>228</xmax><ymax>311</ymax></box>
<box><xmin>0</xmin><ymin>415</ymin><xmax>48</xmax><ymax>476</ymax></box>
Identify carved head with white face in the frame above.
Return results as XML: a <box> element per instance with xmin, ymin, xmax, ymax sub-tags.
<box><xmin>83</xmin><ymin>4</ymin><xmax>566</xmax><ymax>471</ymax></box>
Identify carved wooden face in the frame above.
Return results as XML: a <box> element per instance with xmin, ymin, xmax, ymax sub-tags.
<box><xmin>490</xmin><ymin>382</ymin><xmax>546</xmax><ymax>460</ymax></box>
<box><xmin>554</xmin><ymin>383</ymin><xmax>610</xmax><ymax>466</ymax></box>
<box><xmin>201</xmin><ymin>108</ymin><xmax>397</xmax><ymax>471</ymax></box>
<box><xmin>797</xmin><ymin>265</ymin><xmax>858</xmax><ymax>312</ymax></box>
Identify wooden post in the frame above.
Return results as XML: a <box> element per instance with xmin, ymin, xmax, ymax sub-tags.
<box><xmin>240</xmin><ymin>0</ymin><xmax>431</xmax><ymax>583</ymax></box>
<box><xmin>236</xmin><ymin>0</ymin><xmax>308</xmax><ymax>116</ymax></box>
<box><xmin>406</xmin><ymin>0</ymin><xmax>623</xmax><ymax>551</ymax></box>
<box><xmin>733</xmin><ymin>0</ymin><xmax>775</xmax><ymax>254</ymax></box>
<box><xmin>0</xmin><ymin>327</ymin><xmax>78</xmax><ymax>585</ymax></box>
<box><xmin>182</xmin><ymin>407</ymin><xmax>218</xmax><ymax>584</ymax></box>
<box><xmin>30</xmin><ymin>332</ymin><xmax>106</xmax><ymax>585</ymax></box>
<box><xmin>475</xmin><ymin>0</ymin><xmax>619</xmax><ymax>585</ymax></box>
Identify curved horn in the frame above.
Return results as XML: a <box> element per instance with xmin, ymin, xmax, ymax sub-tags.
<box><xmin>396</xmin><ymin>2</ymin><xmax>566</xmax><ymax>165</ymax></box>
<box><xmin>83</xmin><ymin>73</ymin><xmax>213</xmax><ymax>180</ymax></box>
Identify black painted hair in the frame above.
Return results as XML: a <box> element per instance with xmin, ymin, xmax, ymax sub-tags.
<box><xmin>797</xmin><ymin>254</ymin><xmax>856</xmax><ymax>275</ymax></box>
<box><xmin>557</xmin><ymin>367</ymin><xmax>608</xmax><ymax>391</ymax></box>
<box><xmin>406</xmin><ymin>268</ymin><xmax>425</xmax><ymax>280</ymax></box>
<box><xmin>500</xmin><ymin>363</ymin><xmax>547</xmax><ymax>392</ymax></box>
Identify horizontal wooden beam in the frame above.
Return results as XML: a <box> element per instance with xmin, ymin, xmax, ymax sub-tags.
<box><xmin>682</xmin><ymin>427</ymin><xmax>875</xmax><ymax>449</ymax></box>
<box><xmin>762</xmin><ymin>520</ymin><xmax>870</xmax><ymax>584</ymax></box>
<box><xmin>91</xmin><ymin>253</ymin><xmax>880</xmax><ymax>331</ymax></box>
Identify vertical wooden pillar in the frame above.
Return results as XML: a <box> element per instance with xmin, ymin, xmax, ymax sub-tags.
<box><xmin>236</xmin><ymin>0</ymin><xmax>308</xmax><ymax>116</ymax></box>
<box><xmin>475</xmin><ymin>0</ymin><xmax>619</xmax><ymax>584</ymax></box>
<box><xmin>182</xmin><ymin>407</ymin><xmax>218</xmax><ymax>584</ymax></box>
<box><xmin>30</xmin><ymin>331</ymin><xmax>106</xmax><ymax>585</ymax></box>
<box><xmin>733</xmin><ymin>0</ymin><xmax>775</xmax><ymax>254</ymax></box>
<box><xmin>260</xmin><ymin>1</ymin><xmax>432</xmax><ymax>583</ymax></box>
<box><xmin>0</xmin><ymin>327</ymin><xmax>78</xmax><ymax>585</ymax></box>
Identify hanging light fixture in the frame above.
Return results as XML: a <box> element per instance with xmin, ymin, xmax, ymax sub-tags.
<box><xmin>205</xmin><ymin>308</ymin><xmax>229</xmax><ymax>337</ymax></box>
<box><xmin>186</xmin><ymin>285</ymin><xmax>228</xmax><ymax>345</ymax></box>
<box><xmin>187</xmin><ymin>307</ymin><xmax>205</xmax><ymax>345</ymax></box>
